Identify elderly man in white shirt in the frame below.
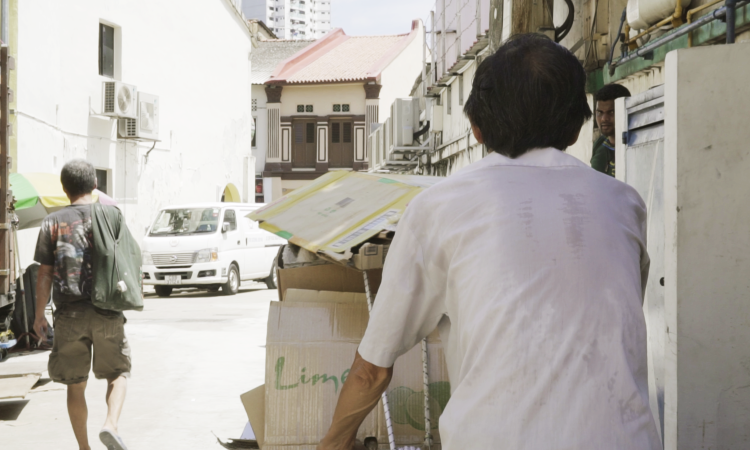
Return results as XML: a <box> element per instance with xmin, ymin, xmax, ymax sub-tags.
<box><xmin>317</xmin><ymin>33</ymin><xmax>662</xmax><ymax>450</ymax></box>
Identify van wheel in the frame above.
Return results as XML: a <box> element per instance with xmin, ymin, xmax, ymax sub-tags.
<box><xmin>155</xmin><ymin>286</ymin><xmax>173</xmax><ymax>297</ymax></box>
<box><xmin>265</xmin><ymin>258</ymin><xmax>278</xmax><ymax>289</ymax></box>
<box><xmin>223</xmin><ymin>264</ymin><xmax>240</xmax><ymax>296</ymax></box>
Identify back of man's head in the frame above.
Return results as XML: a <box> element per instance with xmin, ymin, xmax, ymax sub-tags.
<box><xmin>61</xmin><ymin>159</ymin><xmax>97</xmax><ymax>198</ymax></box>
<box><xmin>595</xmin><ymin>83</ymin><xmax>631</xmax><ymax>103</ymax></box>
<box><xmin>464</xmin><ymin>33</ymin><xmax>592</xmax><ymax>158</ymax></box>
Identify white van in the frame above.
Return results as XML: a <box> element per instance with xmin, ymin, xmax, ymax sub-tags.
<box><xmin>141</xmin><ymin>202</ymin><xmax>284</xmax><ymax>297</ymax></box>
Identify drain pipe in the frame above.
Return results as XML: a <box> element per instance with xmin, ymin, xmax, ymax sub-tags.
<box><xmin>611</xmin><ymin>1</ymin><xmax>748</xmax><ymax>70</ymax></box>
<box><xmin>726</xmin><ymin>0</ymin><xmax>737</xmax><ymax>43</ymax></box>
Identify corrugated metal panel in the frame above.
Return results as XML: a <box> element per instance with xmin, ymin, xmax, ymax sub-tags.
<box><xmin>623</xmin><ymin>85</ymin><xmax>665</xmax><ymax>146</ymax></box>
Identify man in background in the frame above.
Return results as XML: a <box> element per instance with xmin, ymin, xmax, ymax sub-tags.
<box><xmin>33</xmin><ymin>159</ymin><xmax>131</xmax><ymax>450</ymax></box>
<box><xmin>591</xmin><ymin>83</ymin><xmax>631</xmax><ymax>177</ymax></box>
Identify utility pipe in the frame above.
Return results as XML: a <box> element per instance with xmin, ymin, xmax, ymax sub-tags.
<box><xmin>687</xmin><ymin>0</ymin><xmax>725</xmax><ymax>46</ymax></box>
<box><xmin>363</xmin><ymin>271</ymin><xmax>396</xmax><ymax>450</ymax></box>
<box><xmin>431</xmin><ymin>10</ymin><xmax>436</xmax><ymax>85</ymax></box>
<box><xmin>476</xmin><ymin>0</ymin><xmax>482</xmax><ymax>37</ymax></box>
<box><xmin>1</xmin><ymin>0</ymin><xmax>8</xmax><ymax>44</ymax></box>
<box><xmin>726</xmin><ymin>0</ymin><xmax>737</xmax><ymax>42</ymax></box>
<box><xmin>612</xmin><ymin>1</ymin><xmax>747</xmax><ymax>68</ymax></box>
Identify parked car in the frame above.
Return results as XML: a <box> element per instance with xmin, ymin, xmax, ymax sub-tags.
<box><xmin>141</xmin><ymin>203</ymin><xmax>284</xmax><ymax>297</ymax></box>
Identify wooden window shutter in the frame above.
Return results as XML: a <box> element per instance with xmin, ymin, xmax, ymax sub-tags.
<box><xmin>306</xmin><ymin>123</ymin><xmax>315</xmax><ymax>143</ymax></box>
<box><xmin>343</xmin><ymin>123</ymin><xmax>352</xmax><ymax>143</ymax></box>
<box><xmin>332</xmin><ymin>122</ymin><xmax>340</xmax><ymax>143</ymax></box>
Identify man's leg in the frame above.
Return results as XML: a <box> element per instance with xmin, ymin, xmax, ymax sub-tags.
<box><xmin>67</xmin><ymin>381</ymin><xmax>92</xmax><ymax>450</ymax></box>
<box><xmin>103</xmin><ymin>375</ymin><xmax>128</xmax><ymax>432</ymax></box>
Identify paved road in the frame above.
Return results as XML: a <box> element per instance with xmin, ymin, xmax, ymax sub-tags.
<box><xmin>0</xmin><ymin>284</ymin><xmax>276</xmax><ymax>449</ymax></box>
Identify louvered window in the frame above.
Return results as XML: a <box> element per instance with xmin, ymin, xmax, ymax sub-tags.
<box><xmin>99</xmin><ymin>24</ymin><xmax>115</xmax><ymax>78</ymax></box>
<box><xmin>306</xmin><ymin>123</ymin><xmax>315</xmax><ymax>143</ymax></box>
<box><xmin>332</xmin><ymin>123</ymin><xmax>340</xmax><ymax>143</ymax></box>
<box><xmin>294</xmin><ymin>123</ymin><xmax>304</xmax><ymax>143</ymax></box>
<box><xmin>343</xmin><ymin>123</ymin><xmax>352</xmax><ymax>143</ymax></box>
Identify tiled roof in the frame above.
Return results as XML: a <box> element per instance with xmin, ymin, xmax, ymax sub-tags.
<box><xmin>285</xmin><ymin>35</ymin><xmax>405</xmax><ymax>84</ymax></box>
<box><xmin>250</xmin><ymin>40</ymin><xmax>315</xmax><ymax>84</ymax></box>
<box><xmin>267</xmin><ymin>22</ymin><xmax>421</xmax><ymax>85</ymax></box>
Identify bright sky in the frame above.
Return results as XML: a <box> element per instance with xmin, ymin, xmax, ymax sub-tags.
<box><xmin>331</xmin><ymin>0</ymin><xmax>436</xmax><ymax>36</ymax></box>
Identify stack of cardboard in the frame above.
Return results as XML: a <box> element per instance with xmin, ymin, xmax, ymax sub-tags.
<box><xmin>242</xmin><ymin>172</ymin><xmax>449</xmax><ymax>449</ymax></box>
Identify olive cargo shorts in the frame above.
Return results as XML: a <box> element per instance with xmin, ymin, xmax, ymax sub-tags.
<box><xmin>48</xmin><ymin>305</ymin><xmax>132</xmax><ymax>385</ymax></box>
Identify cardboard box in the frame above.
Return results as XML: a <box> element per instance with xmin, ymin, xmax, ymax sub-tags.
<box><xmin>285</xmin><ymin>289</ymin><xmax>367</xmax><ymax>304</ymax></box>
<box><xmin>276</xmin><ymin>261</ymin><xmax>381</xmax><ymax>302</ymax></box>
<box><xmin>262</xmin><ymin>296</ymin><xmax>449</xmax><ymax>450</ymax></box>
<box><xmin>351</xmin><ymin>242</ymin><xmax>390</xmax><ymax>271</ymax></box>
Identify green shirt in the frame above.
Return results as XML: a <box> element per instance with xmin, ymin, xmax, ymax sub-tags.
<box><xmin>590</xmin><ymin>135</ymin><xmax>615</xmax><ymax>177</ymax></box>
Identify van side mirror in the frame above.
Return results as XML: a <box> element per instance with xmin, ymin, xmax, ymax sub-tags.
<box><xmin>222</xmin><ymin>222</ymin><xmax>230</xmax><ymax>233</ymax></box>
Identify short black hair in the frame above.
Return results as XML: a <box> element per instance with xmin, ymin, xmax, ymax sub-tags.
<box><xmin>595</xmin><ymin>83</ymin><xmax>631</xmax><ymax>102</ymax></box>
<box><xmin>463</xmin><ymin>33</ymin><xmax>592</xmax><ymax>158</ymax></box>
<box><xmin>60</xmin><ymin>159</ymin><xmax>97</xmax><ymax>198</ymax></box>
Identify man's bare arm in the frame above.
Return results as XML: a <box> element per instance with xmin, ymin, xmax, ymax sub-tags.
<box><xmin>33</xmin><ymin>264</ymin><xmax>53</xmax><ymax>342</ymax></box>
<box><xmin>317</xmin><ymin>351</ymin><xmax>393</xmax><ymax>450</ymax></box>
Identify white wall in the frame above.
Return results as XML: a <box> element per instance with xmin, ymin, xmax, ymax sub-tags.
<box><xmin>16</xmin><ymin>0</ymin><xmax>253</xmax><ymax>264</ymax></box>
<box><xmin>253</xmin><ymin>84</ymin><xmax>268</xmax><ymax>175</ymax></box>
<box><xmin>279</xmin><ymin>84</ymin><xmax>366</xmax><ymax>117</ymax></box>
<box><xmin>378</xmin><ymin>21</ymin><xmax>425</xmax><ymax>124</ymax></box>
<box><xmin>663</xmin><ymin>44</ymin><xmax>750</xmax><ymax>450</ymax></box>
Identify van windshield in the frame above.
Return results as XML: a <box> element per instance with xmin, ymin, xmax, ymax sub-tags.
<box><xmin>149</xmin><ymin>208</ymin><xmax>221</xmax><ymax>236</ymax></box>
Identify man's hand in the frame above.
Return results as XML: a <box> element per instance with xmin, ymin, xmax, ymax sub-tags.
<box><xmin>33</xmin><ymin>314</ymin><xmax>49</xmax><ymax>343</ymax></box>
<box><xmin>317</xmin><ymin>352</ymin><xmax>393</xmax><ymax>450</ymax></box>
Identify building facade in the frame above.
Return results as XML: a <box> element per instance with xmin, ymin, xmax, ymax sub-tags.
<box><xmin>242</xmin><ymin>0</ymin><xmax>332</xmax><ymax>40</ymax></box>
<box><xmin>14</xmin><ymin>0</ymin><xmax>255</xmax><ymax>265</ymax></box>
<box><xmin>259</xmin><ymin>21</ymin><xmax>424</xmax><ymax>198</ymax></box>
<box><xmin>250</xmin><ymin>38</ymin><xmax>315</xmax><ymax>202</ymax></box>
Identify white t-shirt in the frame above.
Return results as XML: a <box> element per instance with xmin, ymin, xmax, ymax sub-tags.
<box><xmin>358</xmin><ymin>148</ymin><xmax>662</xmax><ymax>450</ymax></box>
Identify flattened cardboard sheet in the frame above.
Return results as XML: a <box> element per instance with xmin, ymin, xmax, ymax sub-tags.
<box><xmin>241</xmin><ymin>385</ymin><xmax>266</xmax><ymax>448</ymax></box>
<box><xmin>248</xmin><ymin>172</ymin><xmax>442</xmax><ymax>258</ymax></box>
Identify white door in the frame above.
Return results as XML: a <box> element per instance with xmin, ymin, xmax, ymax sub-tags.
<box><xmin>220</xmin><ymin>208</ymin><xmax>243</xmax><ymax>278</ymax></box>
<box><xmin>239</xmin><ymin>208</ymin><xmax>266</xmax><ymax>279</ymax></box>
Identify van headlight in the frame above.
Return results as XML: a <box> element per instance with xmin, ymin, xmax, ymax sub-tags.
<box><xmin>142</xmin><ymin>252</ymin><xmax>154</xmax><ymax>265</ymax></box>
<box><xmin>194</xmin><ymin>248</ymin><xmax>219</xmax><ymax>263</ymax></box>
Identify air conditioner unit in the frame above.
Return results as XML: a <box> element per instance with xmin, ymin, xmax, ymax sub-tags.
<box><xmin>390</xmin><ymin>98</ymin><xmax>420</xmax><ymax>147</ymax></box>
<box><xmin>101</xmin><ymin>81</ymin><xmax>138</xmax><ymax>119</ymax></box>
<box><xmin>427</xmin><ymin>100</ymin><xmax>443</xmax><ymax>132</ymax></box>
<box><xmin>118</xmin><ymin>92</ymin><xmax>159</xmax><ymax>140</ymax></box>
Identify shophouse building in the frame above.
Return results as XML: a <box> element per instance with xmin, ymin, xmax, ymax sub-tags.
<box><xmin>259</xmin><ymin>20</ymin><xmax>424</xmax><ymax>198</ymax></box>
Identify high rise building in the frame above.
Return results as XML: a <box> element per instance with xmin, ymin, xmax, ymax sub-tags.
<box><xmin>242</xmin><ymin>0</ymin><xmax>332</xmax><ymax>40</ymax></box>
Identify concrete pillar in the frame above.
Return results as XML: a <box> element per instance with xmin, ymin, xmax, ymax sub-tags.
<box><xmin>662</xmin><ymin>43</ymin><xmax>750</xmax><ymax>450</ymax></box>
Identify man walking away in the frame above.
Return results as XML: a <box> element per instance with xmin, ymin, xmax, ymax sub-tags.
<box><xmin>591</xmin><ymin>83</ymin><xmax>631</xmax><ymax>176</ymax></box>
<box><xmin>33</xmin><ymin>160</ymin><xmax>131</xmax><ymax>450</ymax></box>
<box><xmin>317</xmin><ymin>34</ymin><xmax>661</xmax><ymax>450</ymax></box>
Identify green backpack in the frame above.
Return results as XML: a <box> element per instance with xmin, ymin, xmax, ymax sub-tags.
<box><xmin>90</xmin><ymin>204</ymin><xmax>144</xmax><ymax>311</ymax></box>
